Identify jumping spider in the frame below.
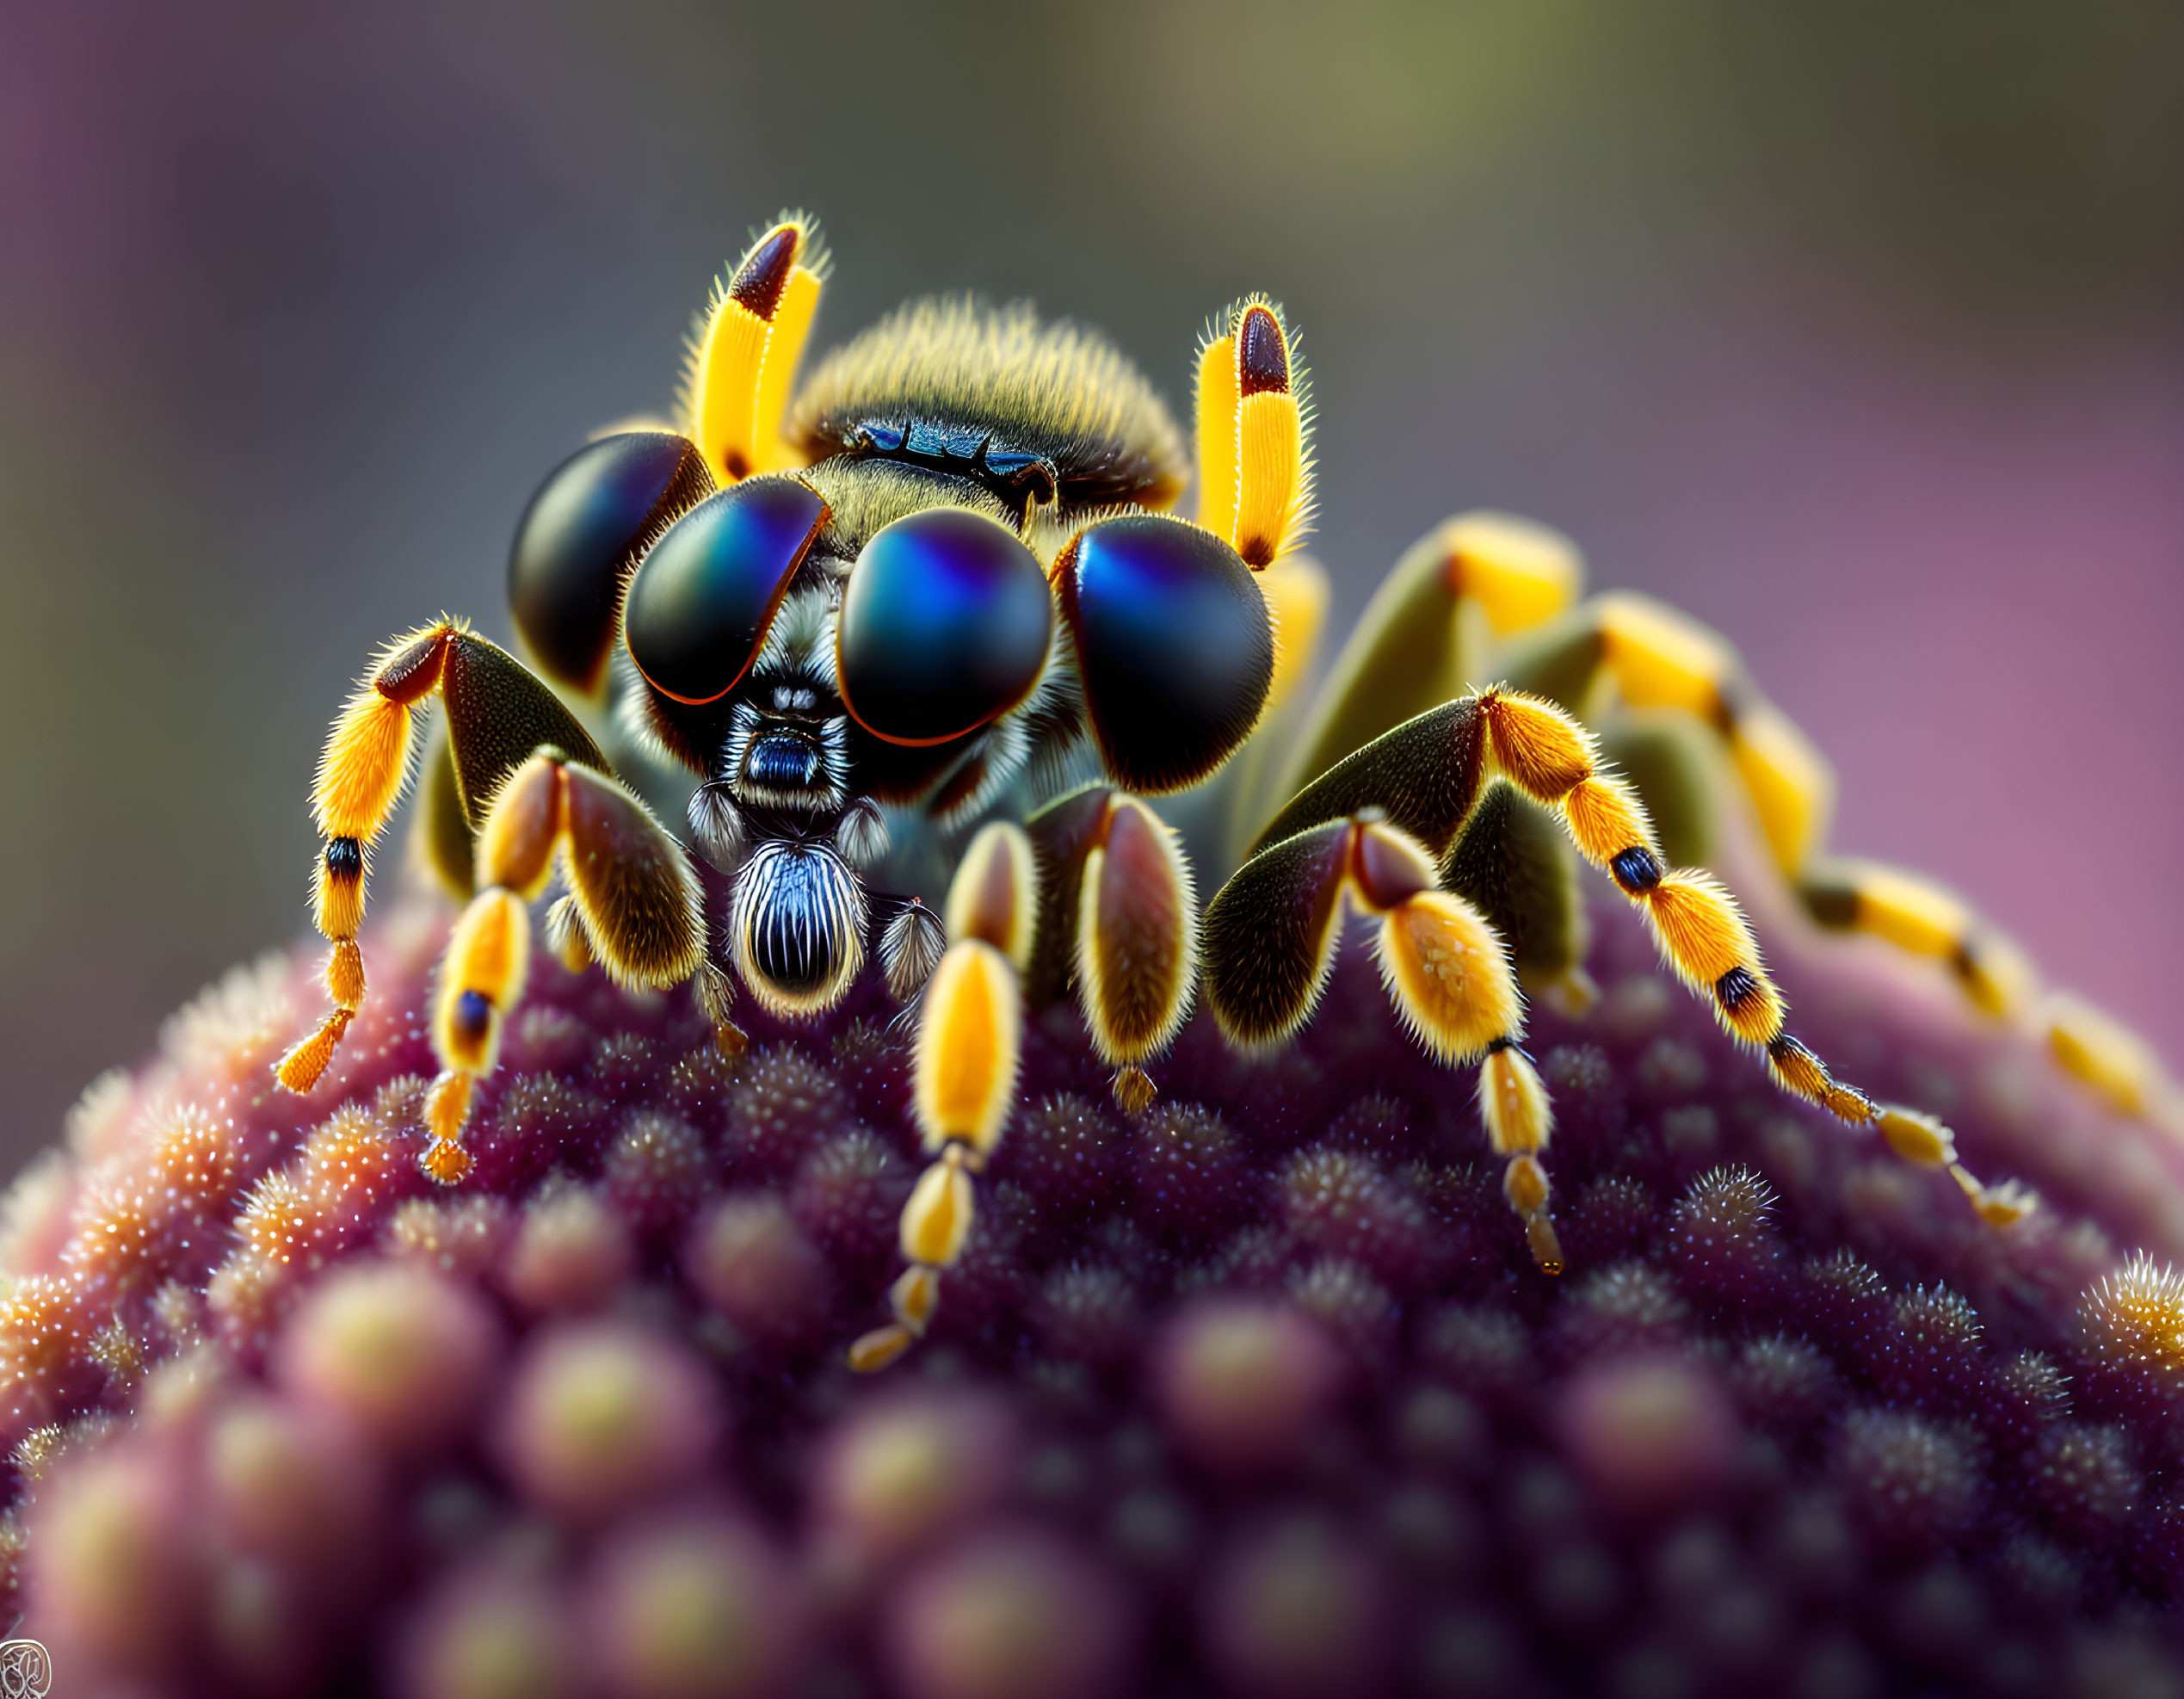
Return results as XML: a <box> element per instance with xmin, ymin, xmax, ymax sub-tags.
<box><xmin>277</xmin><ymin>212</ymin><xmax>2165</xmax><ymax>1371</ymax></box>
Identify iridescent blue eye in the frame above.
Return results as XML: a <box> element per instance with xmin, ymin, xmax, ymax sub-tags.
<box><xmin>1057</xmin><ymin>515</ymin><xmax>1273</xmax><ymax>793</ymax></box>
<box><xmin>836</xmin><ymin>508</ymin><xmax>1053</xmax><ymax>746</ymax></box>
<box><xmin>509</xmin><ymin>431</ymin><xmax>710</xmax><ymax>693</ymax></box>
<box><xmin>624</xmin><ymin>476</ymin><xmax>829</xmax><ymax>705</ymax></box>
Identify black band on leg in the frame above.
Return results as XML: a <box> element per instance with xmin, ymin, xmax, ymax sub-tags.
<box><xmin>1610</xmin><ymin>845</ymin><xmax>1662</xmax><ymax>893</ymax></box>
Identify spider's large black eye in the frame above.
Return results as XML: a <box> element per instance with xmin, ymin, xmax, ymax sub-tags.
<box><xmin>623</xmin><ymin>476</ymin><xmax>829</xmax><ymax>705</ymax></box>
<box><xmin>509</xmin><ymin>431</ymin><xmax>711</xmax><ymax>693</ymax></box>
<box><xmin>1056</xmin><ymin>515</ymin><xmax>1273</xmax><ymax>793</ymax></box>
<box><xmin>836</xmin><ymin>508</ymin><xmax>1053</xmax><ymax>746</ymax></box>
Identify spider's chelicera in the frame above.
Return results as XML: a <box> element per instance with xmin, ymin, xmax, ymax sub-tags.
<box><xmin>278</xmin><ymin>211</ymin><xmax>2126</xmax><ymax>1371</ymax></box>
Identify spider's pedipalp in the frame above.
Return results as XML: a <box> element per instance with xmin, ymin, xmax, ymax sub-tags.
<box><xmin>878</xmin><ymin>897</ymin><xmax>946</xmax><ymax>1006</ymax></box>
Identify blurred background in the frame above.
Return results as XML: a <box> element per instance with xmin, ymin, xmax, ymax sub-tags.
<box><xmin>1</xmin><ymin>0</ymin><xmax>2178</xmax><ymax>1173</ymax></box>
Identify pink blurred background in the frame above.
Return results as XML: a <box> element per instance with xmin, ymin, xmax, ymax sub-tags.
<box><xmin>1</xmin><ymin>3</ymin><xmax>2177</xmax><ymax>1170</ymax></box>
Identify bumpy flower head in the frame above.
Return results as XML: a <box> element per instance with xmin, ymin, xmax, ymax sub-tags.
<box><xmin>3</xmin><ymin>886</ymin><xmax>2184</xmax><ymax>1697</ymax></box>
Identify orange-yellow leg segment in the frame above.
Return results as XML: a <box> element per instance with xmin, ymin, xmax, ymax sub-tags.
<box><xmin>1194</xmin><ymin>297</ymin><xmax>1313</xmax><ymax>569</ymax></box>
<box><xmin>1798</xmin><ymin>856</ymin><xmax>2036</xmax><ymax>1021</ymax></box>
<box><xmin>1476</xmin><ymin>688</ymin><xmax>2035</xmax><ymax>1226</ymax></box>
<box><xmin>684</xmin><ymin>213</ymin><xmax>827</xmax><ymax>483</ymax></box>
<box><xmin>423</xmin><ymin>888</ymin><xmax>531</xmax><ymax>1184</ymax></box>
<box><xmin>1505</xmin><ymin>590</ymin><xmax>2041</xmax><ymax>1017</ymax></box>
<box><xmin>276</xmin><ymin>623</ymin><xmax>611</xmax><ymax>1097</ymax></box>
<box><xmin>1511</xmin><ymin>590</ymin><xmax>2183</xmax><ymax>1122</ymax></box>
<box><xmin>850</xmin><ymin>824</ymin><xmax>1037</xmax><ymax>1372</ymax></box>
<box><xmin>420</xmin><ymin>751</ymin><xmax>707</xmax><ymax>1183</ymax></box>
<box><xmin>2043</xmin><ymin>993</ymin><xmax>2184</xmax><ymax>1133</ymax></box>
<box><xmin>277</xmin><ymin>623</ymin><xmax>459</xmax><ymax>1096</ymax></box>
<box><xmin>1516</xmin><ymin>590</ymin><xmax>1839</xmax><ymax>883</ymax></box>
<box><xmin>1352</xmin><ymin>819</ymin><xmax>1564</xmax><ymax>1269</ymax></box>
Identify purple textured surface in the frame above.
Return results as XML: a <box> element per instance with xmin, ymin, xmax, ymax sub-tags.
<box><xmin>6</xmin><ymin>877</ymin><xmax>2182</xmax><ymax>1696</ymax></box>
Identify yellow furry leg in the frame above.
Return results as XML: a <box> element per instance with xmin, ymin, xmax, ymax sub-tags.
<box><xmin>1477</xmin><ymin>687</ymin><xmax>2035</xmax><ymax>1226</ymax></box>
<box><xmin>854</xmin><ymin>825</ymin><xmax>1039</xmax><ymax>1371</ymax></box>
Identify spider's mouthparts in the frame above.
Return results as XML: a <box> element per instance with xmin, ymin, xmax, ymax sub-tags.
<box><xmin>744</xmin><ymin>728</ymin><xmax>824</xmax><ymax>793</ymax></box>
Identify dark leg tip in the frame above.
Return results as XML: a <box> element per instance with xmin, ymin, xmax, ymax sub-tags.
<box><xmin>1237</xmin><ymin>304</ymin><xmax>1290</xmax><ymax>397</ymax></box>
<box><xmin>729</xmin><ymin>225</ymin><xmax>800</xmax><ymax>320</ymax></box>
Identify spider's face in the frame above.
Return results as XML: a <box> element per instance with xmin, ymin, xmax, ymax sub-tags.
<box><xmin>581</xmin><ymin>459</ymin><xmax>1067</xmax><ymax>1017</ymax></box>
<box><xmin>618</xmin><ymin>466</ymin><xmax>1060</xmax><ymax>825</ymax></box>
<box><xmin>499</xmin><ymin>269</ymin><xmax>1275</xmax><ymax>1026</ymax></box>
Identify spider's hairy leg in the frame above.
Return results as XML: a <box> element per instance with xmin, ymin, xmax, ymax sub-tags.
<box><xmin>2043</xmin><ymin>994</ymin><xmax>2184</xmax><ymax>1131</ymax></box>
<box><xmin>1498</xmin><ymin>590</ymin><xmax>1834</xmax><ymax>881</ymax></box>
<box><xmin>1791</xmin><ymin>850</ymin><xmax>2178</xmax><ymax>1136</ymax></box>
<box><xmin>1202</xmin><ymin>812</ymin><xmax>1564</xmax><ymax>1270</ymax></box>
<box><xmin>1502</xmin><ymin>590</ymin><xmax>2046</xmax><ymax>1025</ymax></box>
<box><xmin>1027</xmin><ymin>786</ymin><xmax>1197</xmax><ymax>1116</ymax></box>
<box><xmin>1193</xmin><ymin>297</ymin><xmax>1312</xmax><ymax>568</ymax></box>
<box><xmin>1798</xmin><ymin>856</ymin><xmax>2036</xmax><ymax>1022</ymax></box>
<box><xmin>684</xmin><ymin>213</ymin><xmax>827</xmax><ymax>483</ymax></box>
<box><xmin>276</xmin><ymin>624</ymin><xmax>610</xmax><ymax>1096</ymax></box>
<box><xmin>851</xmin><ymin>823</ymin><xmax>1038</xmax><ymax>1373</ymax></box>
<box><xmin>1263</xmin><ymin>512</ymin><xmax>1583</xmax><ymax>843</ymax></box>
<box><xmin>1477</xmin><ymin>686</ymin><xmax>2036</xmax><ymax>1226</ymax></box>
<box><xmin>1437</xmin><ymin>779</ymin><xmax>1595</xmax><ymax>1019</ymax></box>
<box><xmin>415</xmin><ymin>726</ymin><xmax>478</xmax><ymax>902</ymax></box>
<box><xmin>422</xmin><ymin>752</ymin><xmax>706</xmax><ymax>1183</ymax></box>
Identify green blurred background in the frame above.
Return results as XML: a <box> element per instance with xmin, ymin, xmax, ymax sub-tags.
<box><xmin>2</xmin><ymin>1</ymin><xmax>2179</xmax><ymax>1171</ymax></box>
